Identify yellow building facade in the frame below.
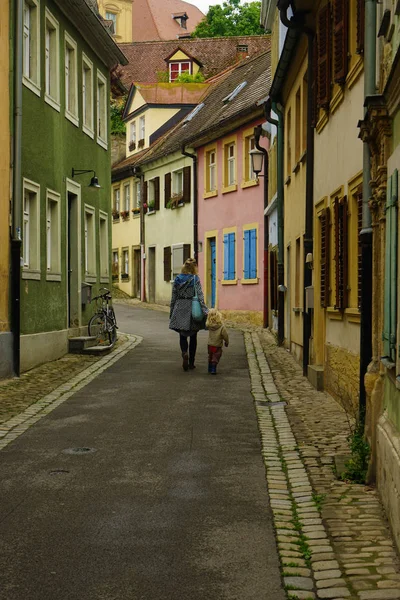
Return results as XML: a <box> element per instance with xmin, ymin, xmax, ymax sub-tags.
<box><xmin>98</xmin><ymin>0</ymin><xmax>132</xmax><ymax>43</ymax></box>
<box><xmin>0</xmin><ymin>2</ymin><xmax>12</xmax><ymax>377</ymax></box>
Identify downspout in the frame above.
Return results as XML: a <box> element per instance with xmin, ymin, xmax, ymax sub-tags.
<box><xmin>279</xmin><ymin>5</ymin><xmax>315</xmax><ymax>375</ymax></box>
<box><xmin>11</xmin><ymin>0</ymin><xmax>23</xmax><ymax>376</ymax></box>
<box><xmin>139</xmin><ymin>172</ymin><xmax>146</xmax><ymax>302</ymax></box>
<box><xmin>254</xmin><ymin>124</ymin><xmax>269</xmax><ymax>328</ymax></box>
<box><xmin>181</xmin><ymin>147</ymin><xmax>198</xmax><ymax>262</ymax></box>
<box><xmin>359</xmin><ymin>0</ymin><xmax>377</xmax><ymax>423</ymax></box>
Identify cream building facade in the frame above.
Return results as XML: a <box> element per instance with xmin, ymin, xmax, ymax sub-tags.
<box><xmin>98</xmin><ymin>0</ymin><xmax>132</xmax><ymax>43</ymax></box>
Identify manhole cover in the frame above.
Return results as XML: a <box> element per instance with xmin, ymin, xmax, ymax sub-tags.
<box><xmin>63</xmin><ymin>447</ymin><xmax>97</xmax><ymax>455</ymax></box>
<box><xmin>49</xmin><ymin>469</ymin><xmax>70</xmax><ymax>475</ymax></box>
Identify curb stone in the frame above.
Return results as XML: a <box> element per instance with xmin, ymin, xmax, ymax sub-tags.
<box><xmin>0</xmin><ymin>333</ymin><xmax>143</xmax><ymax>451</ymax></box>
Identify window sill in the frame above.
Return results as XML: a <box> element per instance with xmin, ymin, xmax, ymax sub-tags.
<box><xmin>45</xmin><ymin>93</ymin><xmax>61</xmax><ymax>112</ymax></box>
<box><xmin>146</xmin><ymin>210</ymin><xmax>156</xmax><ymax>216</ymax></box>
<box><xmin>22</xmin><ymin>269</ymin><xmax>41</xmax><ymax>280</ymax></box>
<box><xmin>222</xmin><ymin>184</ymin><xmax>237</xmax><ymax>194</ymax></box>
<box><xmin>204</xmin><ymin>190</ymin><xmax>218</xmax><ymax>199</ymax></box>
<box><xmin>346</xmin><ymin>57</ymin><xmax>364</xmax><ymax>90</ymax></box>
<box><xmin>330</xmin><ymin>86</ymin><xmax>344</xmax><ymax>115</ymax></box>
<box><xmin>242</xmin><ymin>278</ymin><xmax>258</xmax><ymax>285</ymax></box>
<box><xmin>300</xmin><ymin>150</ymin><xmax>307</xmax><ymax>164</ymax></box>
<box><xmin>316</xmin><ymin>110</ymin><xmax>329</xmax><ymax>134</ymax></box>
<box><xmin>83</xmin><ymin>124</ymin><xmax>95</xmax><ymax>139</ymax></box>
<box><xmin>23</xmin><ymin>76</ymin><xmax>41</xmax><ymax>97</ymax></box>
<box><xmin>222</xmin><ymin>279</ymin><xmax>237</xmax><ymax>285</ymax></box>
<box><xmin>345</xmin><ymin>308</ymin><xmax>361</xmax><ymax>323</ymax></box>
<box><xmin>85</xmin><ymin>274</ymin><xmax>97</xmax><ymax>283</ymax></box>
<box><xmin>292</xmin><ymin>306</ymin><xmax>302</xmax><ymax>314</ymax></box>
<box><xmin>46</xmin><ymin>273</ymin><xmax>62</xmax><ymax>282</ymax></box>
<box><xmin>292</xmin><ymin>161</ymin><xmax>300</xmax><ymax>175</ymax></box>
<box><xmin>241</xmin><ymin>179</ymin><xmax>259</xmax><ymax>189</ymax></box>
<box><xmin>326</xmin><ymin>306</ymin><xmax>343</xmax><ymax>321</ymax></box>
<box><xmin>65</xmin><ymin>109</ymin><xmax>79</xmax><ymax>128</ymax></box>
<box><xmin>97</xmin><ymin>136</ymin><xmax>108</xmax><ymax>151</ymax></box>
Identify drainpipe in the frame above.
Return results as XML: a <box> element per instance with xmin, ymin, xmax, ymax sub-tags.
<box><xmin>11</xmin><ymin>0</ymin><xmax>24</xmax><ymax>376</ymax></box>
<box><xmin>254</xmin><ymin>124</ymin><xmax>269</xmax><ymax>328</ymax></box>
<box><xmin>278</xmin><ymin>4</ymin><xmax>315</xmax><ymax>375</ymax></box>
<box><xmin>181</xmin><ymin>147</ymin><xmax>198</xmax><ymax>262</ymax></box>
<box><xmin>359</xmin><ymin>0</ymin><xmax>376</xmax><ymax>423</ymax></box>
<box><xmin>139</xmin><ymin>172</ymin><xmax>146</xmax><ymax>302</ymax></box>
<box><xmin>270</xmin><ymin>100</ymin><xmax>285</xmax><ymax>346</ymax></box>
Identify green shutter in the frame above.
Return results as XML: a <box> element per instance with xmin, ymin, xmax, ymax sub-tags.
<box><xmin>383</xmin><ymin>171</ymin><xmax>398</xmax><ymax>362</ymax></box>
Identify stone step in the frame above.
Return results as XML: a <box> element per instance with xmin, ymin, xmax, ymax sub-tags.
<box><xmin>82</xmin><ymin>344</ymin><xmax>113</xmax><ymax>355</ymax></box>
<box><xmin>68</xmin><ymin>336</ymin><xmax>97</xmax><ymax>353</ymax></box>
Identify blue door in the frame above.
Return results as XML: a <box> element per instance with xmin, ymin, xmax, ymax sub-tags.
<box><xmin>210</xmin><ymin>238</ymin><xmax>216</xmax><ymax>308</ymax></box>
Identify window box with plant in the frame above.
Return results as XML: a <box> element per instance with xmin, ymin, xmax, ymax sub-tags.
<box><xmin>167</xmin><ymin>193</ymin><xmax>184</xmax><ymax>209</ymax></box>
<box><xmin>129</xmin><ymin>140</ymin><xmax>136</xmax><ymax>151</ymax></box>
<box><xmin>112</xmin><ymin>210</ymin><xmax>120</xmax><ymax>220</ymax></box>
<box><xmin>147</xmin><ymin>200</ymin><xmax>155</xmax><ymax>213</ymax></box>
<box><xmin>121</xmin><ymin>210</ymin><xmax>130</xmax><ymax>219</ymax></box>
<box><xmin>138</xmin><ymin>138</ymin><xmax>145</xmax><ymax>148</ymax></box>
<box><xmin>121</xmin><ymin>273</ymin><xmax>129</xmax><ymax>280</ymax></box>
<box><xmin>132</xmin><ymin>207</ymin><xmax>140</xmax><ymax>215</ymax></box>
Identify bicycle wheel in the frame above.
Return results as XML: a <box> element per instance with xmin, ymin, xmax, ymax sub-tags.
<box><xmin>88</xmin><ymin>314</ymin><xmax>115</xmax><ymax>346</ymax></box>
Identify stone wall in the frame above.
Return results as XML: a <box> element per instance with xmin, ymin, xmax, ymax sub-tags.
<box><xmin>325</xmin><ymin>343</ymin><xmax>360</xmax><ymax>417</ymax></box>
<box><xmin>377</xmin><ymin>413</ymin><xmax>400</xmax><ymax>554</ymax></box>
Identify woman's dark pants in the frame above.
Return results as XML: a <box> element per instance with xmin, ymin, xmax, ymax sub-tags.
<box><xmin>180</xmin><ymin>333</ymin><xmax>197</xmax><ymax>365</ymax></box>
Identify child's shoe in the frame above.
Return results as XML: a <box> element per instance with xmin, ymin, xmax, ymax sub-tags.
<box><xmin>182</xmin><ymin>352</ymin><xmax>189</xmax><ymax>371</ymax></box>
<box><xmin>210</xmin><ymin>364</ymin><xmax>217</xmax><ymax>375</ymax></box>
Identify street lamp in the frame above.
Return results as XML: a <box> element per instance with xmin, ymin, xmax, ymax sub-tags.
<box><xmin>250</xmin><ymin>147</ymin><xmax>266</xmax><ymax>178</ymax></box>
<box><xmin>71</xmin><ymin>168</ymin><xmax>101</xmax><ymax>188</ymax></box>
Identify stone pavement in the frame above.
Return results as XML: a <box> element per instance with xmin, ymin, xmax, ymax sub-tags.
<box><xmin>249</xmin><ymin>329</ymin><xmax>400</xmax><ymax>600</ymax></box>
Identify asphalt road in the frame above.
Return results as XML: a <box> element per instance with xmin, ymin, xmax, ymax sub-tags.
<box><xmin>0</xmin><ymin>304</ymin><xmax>285</xmax><ymax>600</ymax></box>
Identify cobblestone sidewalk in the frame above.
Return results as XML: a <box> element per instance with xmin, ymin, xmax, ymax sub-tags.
<box><xmin>247</xmin><ymin>329</ymin><xmax>400</xmax><ymax>600</ymax></box>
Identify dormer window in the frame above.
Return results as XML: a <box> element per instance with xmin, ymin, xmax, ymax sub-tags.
<box><xmin>169</xmin><ymin>61</ymin><xmax>191</xmax><ymax>82</ymax></box>
<box><xmin>173</xmin><ymin>12</ymin><xmax>188</xmax><ymax>29</ymax></box>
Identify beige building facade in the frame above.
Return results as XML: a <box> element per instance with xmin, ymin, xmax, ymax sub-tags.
<box><xmin>98</xmin><ymin>0</ymin><xmax>133</xmax><ymax>43</ymax></box>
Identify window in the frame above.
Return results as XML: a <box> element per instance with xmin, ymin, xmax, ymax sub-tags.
<box><xmin>227</xmin><ymin>144</ymin><xmax>235</xmax><ymax>186</ymax></box>
<box><xmin>205</xmin><ymin>148</ymin><xmax>217</xmax><ymax>193</ymax></box>
<box><xmin>333</xmin><ymin>0</ymin><xmax>349</xmax><ymax>84</ymax></box>
<box><xmin>302</xmin><ymin>81</ymin><xmax>307</xmax><ymax>153</ymax></box>
<box><xmin>105</xmin><ymin>11</ymin><xmax>117</xmax><ymax>34</ymax></box>
<box><xmin>46</xmin><ymin>190</ymin><xmax>61</xmax><ymax>278</ymax></box>
<box><xmin>333</xmin><ymin>195</ymin><xmax>349</xmax><ymax>310</ymax></box>
<box><xmin>287</xmin><ymin>108</ymin><xmax>292</xmax><ymax>175</ymax></box>
<box><xmin>237</xmin><ymin>44</ymin><xmax>248</xmax><ymax>53</ymax></box>
<box><xmin>295</xmin><ymin>237</ymin><xmax>301</xmax><ymax>307</ymax></box>
<box><xmin>138</xmin><ymin>116</ymin><xmax>145</xmax><ymax>147</ymax></box>
<box><xmin>243</xmin><ymin>134</ymin><xmax>256</xmax><ymax>183</ymax></box>
<box><xmin>319</xmin><ymin>207</ymin><xmax>330</xmax><ymax>308</ymax></box>
<box><xmin>223</xmin><ymin>232</ymin><xmax>236</xmax><ymax>281</ymax></box>
<box><xmin>147</xmin><ymin>177</ymin><xmax>160</xmax><ymax>211</ymax></box>
<box><xmin>123</xmin><ymin>184</ymin><xmax>130</xmax><ymax>212</ymax></box>
<box><xmin>82</xmin><ymin>54</ymin><xmax>94</xmax><ymax>136</ymax></box>
<box><xmin>129</xmin><ymin>121</ymin><xmax>136</xmax><ymax>150</ymax></box>
<box><xmin>65</xmin><ymin>33</ymin><xmax>78</xmax><ymax>124</ymax></box>
<box><xmin>99</xmin><ymin>212</ymin><xmax>109</xmax><ymax>279</ymax></box>
<box><xmin>222</xmin><ymin>82</ymin><xmax>247</xmax><ymax>104</ymax></box>
<box><xmin>44</xmin><ymin>9</ymin><xmax>60</xmax><ymax>110</ymax></box>
<box><xmin>113</xmin><ymin>188</ymin><xmax>120</xmax><ymax>216</ymax></box>
<box><xmin>22</xmin><ymin>179</ymin><xmax>40</xmax><ymax>277</ymax></box>
<box><xmin>122</xmin><ymin>249</ymin><xmax>129</xmax><ymax>276</ymax></box>
<box><xmin>172</xmin><ymin>244</ymin><xmax>191</xmax><ymax>278</ymax></box>
<box><xmin>23</xmin><ymin>0</ymin><xmax>40</xmax><ymax>94</ymax></box>
<box><xmin>383</xmin><ymin>170</ymin><xmax>398</xmax><ymax>364</ymax></box>
<box><xmin>84</xmin><ymin>206</ymin><xmax>96</xmax><ymax>276</ymax></box>
<box><xmin>133</xmin><ymin>180</ymin><xmax>141</xmax><ymax>210</ymax></box>
<box><xmin>97</xmin><ymin>70</ymin><xmax>108</xmax><ymax>148</ymax></box>
<box><xmin>317</xmin><ymin>3</ymin><xmax>332</xmax><ymax>109</ymax></box>
<box><xmin>172</xmin><ymin>170</ymin><xmax>183</xmax><ymax>197</ymax></box>
<box><xmin>112</xmin><ymin>250</ymin><xmax>119</xmax><ymax>279</ymax></box>
<box><xmin>295</xmin><ymin>88</ymin><xmax>301</xmax><ymax>164</ymax></box>
<box><xmin>169</xmin><ymin>61</ymin><xmax>191</xmax><ymax>82</ymax></box>
<box><xmin>223</xmin><ymin>140</ymin><xmax>236</xmax><ymax>190</ymax></box>
<box><xmin>243</xmin><ymin>227</ymin><xmax>257</xmax><ymax>281</ymax></box>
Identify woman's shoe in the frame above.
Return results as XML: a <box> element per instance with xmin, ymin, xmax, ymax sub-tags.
<box><xmin>189</xmin><ymin>357</ymin><xmax>196</xmax><ymax>369</ymax></box>
<box><xmin>182</xmin><ymin>352</ymin><xmax>189</xmax><ymax>371</ymax></box>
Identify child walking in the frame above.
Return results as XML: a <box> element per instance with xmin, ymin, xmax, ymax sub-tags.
<box><xmin>206</xmin><ymin>309</ymin><xmax>229</xmax><ymax>374</ymax></box>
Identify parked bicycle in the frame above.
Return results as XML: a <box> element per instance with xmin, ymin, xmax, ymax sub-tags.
<box><xmin>88</xmin><ymin>287</ymin><xmax>118</xmax><ymax>346</ymax></box>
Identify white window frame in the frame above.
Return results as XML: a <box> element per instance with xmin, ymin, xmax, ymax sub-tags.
<box><xmin>130</xmin><ymin>121</ymin><xmax>136</xmax><ymax>144</ymax></box>
<box><xmin>22</xmin><ymin>178</ymin><xmax>41</xmax><ymax>279</ymax></box>
<box><xmin>248</xmin><ymin>136</ymin><xmax>256</xmax><ymax>180</ymax></box>
<box><xmin>122</xmin><ymin>248</ymin><xmax>129</xmax><ymax>276</ymax></box>
<box><xmin>105</xmin><ymin>11</ymin><xmax>117</xmax><ymax>34</ymax></box>
<box><xmin>139</xmin><ymin>115</ymin><xmax>145</xmax><ymax>141</ymax></box>
<box><xmin>112</xmin><ymin>249</ymin><xmax>119</xmax><ymax>278</ymax></box>
<box><xmin>64</xmin><ymin>32</ymin><xmax>79</xmax><ymax>126</ymax></box>
<box><xmin>97</xmin><ymin>70</ymin><xmax>108</xmax><ymax>149</ymax></box>
<box><xmin>172</xmin><ymin>244</ymin><xmax>185</xmax><ymax>279</ymax></box>
<box><xmin>169</xmin><ymin>61</ymin><xmax>191</xmax><ymax>82</ymax></box>
<box><xmin>172</xmin><ymin>169</ymin><xmax>184</xmax><ymax>198</ymax></box>
<box><xmin>227</xmin><ymin>143</ymin><xmax>235</xmax><ymax>186</ymax></box>
<box><xmin>208</xmin><ymin>150</ymin><xmax>216</xmax><ymax>192</ymax></box>
<box><xmin>113</xmin><ymin>187</ymin><xmax>120</xmax><ymax>213</ymax></box>
<box><xmin>134</xmin><ymin>180</ymin><xmax>141</xmax><ymax>210</ymax></box>
<box><xmin>46</xmin><ymin>189</ymin><xmax>61</xmax><ymax>280</ymax></box>
<box><xmin>84</xmin><ymin>205</ymin><xmax>96</xmax><ymax>278</ymax></box>
<box><xmin>148</xmin><ymin>179</ymin><xmax>156</xmax><ymax>212</ymax></box>
<box><xmin>23</xmin><ymin>0</ymin><xmax>40</xmax><ymax>96</ymax></box>
<box><xmin>123</xmin><ymin>183</ymin><xmax>130</xmax><ymax>212</ymax></box>
<box><xmin>82</xmin><ymin>53</ymin><xmax>94</xmax><ymax>138</ymax></box>
<box><xmin>99</xmin><ymin>211</ymin><xmax>109</xmax><ymax>282</ymax></box>
<box><xmin>44</xmin><ymin>8</ymin><xmax>60</xmax><ymax>111</ymax></box>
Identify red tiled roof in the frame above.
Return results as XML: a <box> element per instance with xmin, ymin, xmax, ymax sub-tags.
<box><xmin>132</xmin><ymin>0</ymin><xmax>204</xmax><ymax>43</ymax></box>
<box><xmin>118</xmin><ymin>35</ymin><xmax>271</xmax><ymax>87</ymax></box>
<box><xmin>131</xmin><ymin>82</ymin><xmax>210</xmax><ymax>106</ymax></box>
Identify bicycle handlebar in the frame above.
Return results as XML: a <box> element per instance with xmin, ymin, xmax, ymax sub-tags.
<box><xmin>91</xmin><ymin>289</ymin><xmax>112</xmax><ymax>302</ymax></box>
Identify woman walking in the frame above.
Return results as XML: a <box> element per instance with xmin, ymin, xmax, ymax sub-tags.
<box><xmin>169</xmin><ymin>258</ymin><xmax>208</xmax><ymax>371</ymax></box>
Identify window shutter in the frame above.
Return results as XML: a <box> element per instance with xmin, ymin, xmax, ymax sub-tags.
<box><xmin>244</xmin><ymin>230</ymin><xmax>250</xmax><ymax>279</ymax></box>
<box><xmin>341</xmin><ymin>196</ymin><xmax>349</xmax><ymax>309</ymax></box>
<box><xmin>334</xmin><ymin>197</ymin><xmax>348</xmax><ymax>310</ymax></box>
<box><xmin>164</xmin><ymin>172</ymin><xmax>171</xmax><ymax>208</ymax></box>
<box><xmin>356</xmin><ymin>0</ymin><xmax>365</xmax><ymax>54</ymax></box>
<box><xmin>333</xmin><ymin>0</ymin><xmax>349</xmax><ymax>83</ymax></box>
<box><xmin>250</xmin><ymin>229</ymin><xmax>257</xmax><ymax>279</ymax></box>
<box><xmin>229</xmin><ymin>233</ymin><xmax>235</xmax><ymax>279</ymax></box>
<box><xmin>319</xmin><ymin>207</ymin><xmax>330</xmax><ymax>308</ymax></box>
<box><xmin>154</xmin><ymin>177</ymin><xmax>160</xmax><ymax>211</ymax></box>
<box><xmin>270</xmin><ymin>252</ymin><xmax>278</xmax><ymax>311</ymax></box>
<box><xmin>357</xmin><ymin>187</ymin><xmax>362</xmax><ymax>310</ymax></box>
<box><xmin>383</xmin><ymin>171</ymin><xmax>398</xmax><ymax>362</ymax></box>
<box><xmin>183</xmin><ymin>166</ymin><xmax>191</xmax><ymax>203</ymax></box>
<box><xmin>317</xmin><ymin>3</ymin><xmax>331</xmax><ymax>109</ymax></box>
<box><xmin>163</xmin><ymin>246</ymin><xmax>171</xmax><ymax>282</ymax></box>
<box><xmin>223</xmin><ymin>233</ymin><xmax>229</xmax><ymax>279</ymax></box>
<box><xmin>183</xmin><ymin>243</ymin><xmax>191</xmax><ymax>262</ymax></box>
<box><xmin>143</xmin><ymin>181</ymin><xmax>148</xmax><ymax>206</ymax></box>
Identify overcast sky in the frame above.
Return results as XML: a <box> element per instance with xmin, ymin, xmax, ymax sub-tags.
<box><xmin>186</xmin><ymin>0</ymin><xmax>224</xmax><ymax>14</ymax></box>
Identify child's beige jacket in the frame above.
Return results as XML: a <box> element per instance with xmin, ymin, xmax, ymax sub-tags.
<box><xmin>207</xmin><ymin>324</ymin><xmax>229</xmax><ymax>348</ymax></box>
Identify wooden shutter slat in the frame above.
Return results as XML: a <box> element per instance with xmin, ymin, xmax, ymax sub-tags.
<box><xmin>383</xmin><ymin>176</ymin><xmax>393</xmax><ymax>358</ymax></box>
<box><xmin>311</xmin><ymin>35</ymin><xmax>318</xmax><ymax>127</ymax></box>
<box><xmin>317</xmin><ymin>3</ymin><xmax>331</xmax><ymax>109</ymax></box>
<box><xmin>250</xmin><ymin>229</ymin><xmax>257</xmax><ymax>279</ymax></box>
<box><xmin>319</xmin><ymin>207</ymin><xmax>330</xmax><ymax>308</ymax></box>
<box><xmin>342</xmin><ymin>196</ymin><xmax>349</xmax><ymax>309</ymax></box>
<box><xmin>356</xmin><ymin>0</ymin><xmax>365</xmax><ymax>54</ymax></box>
<box><xmin>163</xmin><ymin>246</ymin><xmax>171</xmax><ymax>282</ymax></box>
<box><xmin>357</xmin><ymin>187</ymin><xmax>363</xmax><ymax>310</ymax></box>
<box><xmin>244</xmin><ymin>230</ymin><xmax>250</xmax><ymax>279</ymax></box>
<box><xmin>229</xmin><ymin>233</ymin><xmax>236</xmax><ymax>279</ymax></box>
<box><xmin>164</xmin><ymin>172</ymin><xmax>171</xmax><ymax>208</ymax></box>
<box><xmin>334</xmin><ymin>198</ymin><xmax>340</xmax><ymax>308</ymax></box>
<box><xmin>154</xmin><ymin>177</ymin><xmax>160</xmax><ymax>211</ymax></box>
<box><xmin>183</xmin><ymin>243</ymin><xmax>191</xmax><ymax>262</ymax></box>
<box><xmin>333</xmin><ymin>0</ymin><xmax>349</xmax><ymax>83</ymax></box>
<box><xmin>223</xmin><ymin>233</ymin><xmax>229</xmax><ymax>279</ymax></box>
<box><xmin>183</xmin><ymin>166</ymin><xmax>191</xmax><ymax>203</ymax></box>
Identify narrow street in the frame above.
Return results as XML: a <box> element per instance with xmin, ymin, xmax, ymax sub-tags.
<box><xmin>0</xmin><ymin>305</ymin><xmax>285</xmax><ymax>600</ymax></box>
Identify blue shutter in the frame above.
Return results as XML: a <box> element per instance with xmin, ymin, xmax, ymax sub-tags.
<box><xmin>223</xmin><ymin>233</ymin><xmax>229</xmax><ymax>279</ymax></box>
<box><xmin>250</xmin><ymin>229</ymin><xmax>257</xmax><ymax>279</ymax></box>
<box><xmin>244</xmin><ymin>230</ymin><xmax>250</xmax><ymax>279</ymax></box>
<box><xmin>228</xmin><ymin>233</ymin><xmax>235</xmax><ymax>279</ymax></box>
<box><xmin>383</xmin><ymin>170</ymin><xmax>398</xmax><ymax>362</ymax></box>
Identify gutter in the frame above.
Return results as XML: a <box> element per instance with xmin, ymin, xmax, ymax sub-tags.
<box><xmin>254</xmin><ymin>125</ymin><xmax>269</xmax><ymax>328</ymax></box>
<box><xmin>181</xmin><ymin>147</ymin><xmax>198</xmax><ymax>262</ymax></box>
<box><xmin>11</xmin><ymin>0</ymin><xmax>23</xmax><ymax>376</ymax></box>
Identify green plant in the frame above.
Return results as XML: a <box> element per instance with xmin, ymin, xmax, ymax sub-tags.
<box><xmin>110</xmin><ymin>98</ymin><xmax>126</xmax><ymax>135</ymax></box>
<box><xmin>312</xmin><ymin>493</ymin><xmax>326</xmax><ymax>511</ymax></box>
<box><xmin>341</xmin><ymin>421</ymin><xmax>370</xmax><ymax>483</ymax></box>
<box><xmin>156</xmin><ymin>70</ymin><xmax>169</xmax><ymax>82</ymax></box>
<box><xmin>148</xmin><ymin>200</ymin><xmax>155</xmax><ymax>210</ymax></box>
<box><xmin>174</xmin><ymin>72</ymin><xmax>205</xmax><ymax>83</ymax></box>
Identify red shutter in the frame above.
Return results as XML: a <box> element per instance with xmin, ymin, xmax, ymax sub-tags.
<box><xmin>183</xmin><ymin>244</ymin><xmax>191</xmax><ymax>262</ymax></box>
<box><xmin>320</xmin><ymin>207</ymin><xmax>330</xmax><ymax>308</ymax></box>
<box><xmin>164</xmin><ymin>172</ymin><xmax>171</xmax><ymax>208</ymax></box>
<box><xmin>317</xmin><ymin>3</ymin><xmax>331</xmax><ymax>109</ymax></box>
<box><xmin>183</xmin><ymin>166</ymin><xmax>191</xmax><ymax>203</ymax></box>
<box><xmin>333</xmin><ymin>0</ymin><xmax>349</xmax><ymax>83</ymax></box>
<box><xmin>356</xmin><ymin>0</ymin><xmax>365</xmax><ymax>54</ymax></box>
<box><xmin>163</xmin><ymin>246</ymin><xmax>171</xmax><ymax>282</ymax></box>
<box><xmin>357</xmin><ymin>187</ymin><xmax>363</xmax><ymax>309</ymax></box>
<box><xmin>154</xmin><ymin>177</ymin><xmax>160</xmax><ymax>211</ymax></box>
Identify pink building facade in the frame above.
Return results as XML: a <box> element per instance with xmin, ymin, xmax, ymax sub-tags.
<box><xmin>197</xmin><ymin>118</ymin><xmax>268</xmax><ymax>325</ymax></box>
